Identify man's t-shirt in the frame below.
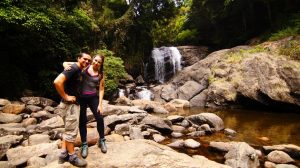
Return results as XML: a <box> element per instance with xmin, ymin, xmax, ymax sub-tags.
<box><xmin>61</xmin><ymin>63</ymin><xmax>81</xmax><ymax>98</ymax></box>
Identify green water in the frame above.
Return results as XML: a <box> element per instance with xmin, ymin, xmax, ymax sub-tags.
<box><xmin>161</xmin><ymin>107</ymin><xmax>300</xmax><ymax>147</ymax></box>
<box><xmin>157</xmin><ymin>108</ymin><xmax>300</xmax><ymax>146</ymax></box>
<box><xmin>158</xmin><ymin>107</ymin><xmax>300</xmax><ymax>165</ymax></box>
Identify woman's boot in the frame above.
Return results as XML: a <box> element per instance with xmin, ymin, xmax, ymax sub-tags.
<box><xmin>81</xmin><ymin>142</ymin><xmax>88</xmax><ymax>158</ymax></box>
<box><xmin>98</xmin><ymin>138</ymin><xmax>107</xmax><ymax>153</ymax></box>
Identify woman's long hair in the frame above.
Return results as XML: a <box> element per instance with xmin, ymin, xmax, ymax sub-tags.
<box><xmin>94</xmin><ymin>54</ymin><xmax>105</xmax><ymax>79</ymax></box>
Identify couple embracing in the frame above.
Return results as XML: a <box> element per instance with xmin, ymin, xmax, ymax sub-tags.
<box><xmin>53</xmin><ymin>53</ymin><xmax>107</xmax><ymax>167</ymax></box>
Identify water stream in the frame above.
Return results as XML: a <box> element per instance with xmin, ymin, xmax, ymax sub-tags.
<box><xmin>156</xmin><ymin>107</ymin><xmax>300</xmax><ymax>165</ymax></box>
<box><xmin>159</xmin><ymin>107</ymin><xmax>300</xmax><ymax>146</ymax></box>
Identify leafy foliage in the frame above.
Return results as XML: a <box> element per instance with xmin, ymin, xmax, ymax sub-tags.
<box><xmin>0</xmin><ymin>0</ymin><xmax>98</xmax><ymax>99</ymax></box>
<box><xmin>184</xmin><ymin>0</ymin><xmax>300</xmax><ymax>47</ymax></box>
<box><xmin>93</xmin><ymin>49</ymin><xmax>126</xmax><ymax>97</ymax></box>
<box><xmin>0</xmin><ymin>0</ymin><xmax>299</xmax><ymax>100</ymax></box>
<box><xmin>269</xmin><ymin>12</ymin><xmax>300</xmax><ymax>41</ymax></box>
<box><xmin>279</xmin><ymin>40</ymin><xmax>300</xmax><ymax>61</ymax></box>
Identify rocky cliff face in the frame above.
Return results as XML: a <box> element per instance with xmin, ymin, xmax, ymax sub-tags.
<box><xmin>177</xmin><ymin>46</ymin><xmax>209</xmax><ymax>67</ymax></box>
<box><xmin>152</xmin><ymin>36</ymin><xmax>300</xmax><ymax>109</ymax></box>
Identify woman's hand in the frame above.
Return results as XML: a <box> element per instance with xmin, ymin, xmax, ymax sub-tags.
<box><xmin>98</xmin><ymin>104</ymin><xmax>103</xmax><ymax>114</ymax></box>
<box><xmin>64</xmin><ymin>64</ymin><xmax>72</xmax><ymax>71</ymax></box>
<box><xmin>63</xmin><ymin>62</ymin><xmax>74</xmax><ymax>71</ymax></box>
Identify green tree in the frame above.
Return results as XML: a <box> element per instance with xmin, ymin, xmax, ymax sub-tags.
<box><xmin>93</xmin><ymin>49</ymin><xmax>126</xmax><ymax>97</ymax></box>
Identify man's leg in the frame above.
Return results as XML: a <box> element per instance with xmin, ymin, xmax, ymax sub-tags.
<box><xmin>61</xmin><ymin>103</ymin><xmax>87</xmax><ymax>167</ymax></box>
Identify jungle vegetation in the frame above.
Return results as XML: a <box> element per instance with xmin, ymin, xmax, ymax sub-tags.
<box><xmin>0</xmin><ymin>0</ymin><xmax>299</xmax><ymax>100</ymax></box>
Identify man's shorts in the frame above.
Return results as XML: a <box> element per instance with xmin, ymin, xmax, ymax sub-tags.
<box><xmin>57</xmin><ymin>102</ymin><xmax>80</xmax><ymax>142</ymax></box>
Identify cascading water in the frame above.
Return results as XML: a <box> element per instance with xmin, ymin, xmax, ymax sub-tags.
<box><xmin>151</xmin><ymin>47</ymin><xmax>182</xmax><ymax>83</ymax></box>
<box><xmin>118</xmin><ymin>89</ymin><xmax>125</xmax><ymax>97</ymax></box>
<box><xmin>152</xmin><ymin>48</ymin><xmax>165</xmax><ymax>83</ymax></box>
<box><xmin>136</xmin><ymin>87</ymin><xmax>152</xmax><ymax>100</ymax></box>
<box><xmin>170</xmin><ymin>47</ymin><xmax>182</xmax><ymax>73</ymax></box>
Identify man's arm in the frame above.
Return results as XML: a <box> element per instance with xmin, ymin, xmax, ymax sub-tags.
<box><xmin>53</xmin><ymin>73</ymin><xmax>76</xmax><ymax>102</ymax></box>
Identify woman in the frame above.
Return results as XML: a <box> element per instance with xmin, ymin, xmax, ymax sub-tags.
<box><xmin>63</xmin><ymin>54</ymin><xmax>107</xmax><ymax>158</ymax></box>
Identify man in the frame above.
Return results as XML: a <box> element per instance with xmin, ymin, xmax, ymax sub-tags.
<box><xmin>53</xmin><ymin>53</ymin><xmax>91</xmax><ymax>167</ymax></box>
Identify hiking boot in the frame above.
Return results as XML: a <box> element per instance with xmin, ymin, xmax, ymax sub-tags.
<box><xmin>98</xmin><ymin>138</ymin><xmax>107</xmax><ymax>153</ymax></box>
<box><xmin>81</xmin><ymin>142</ymin><xmax>88</xmax><ymax>158</ymax></box>
<box><xmin>58</xmin><ymin>151</ymin><xmax>69</xmax><ymax>164</ymax></box>
<box><xmin>69</xmin><ymin>153</ymin><xmax>87</xmax><ymax>167</ymax></box>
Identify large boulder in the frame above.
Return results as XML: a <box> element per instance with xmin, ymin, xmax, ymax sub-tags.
<box><xmin>152</xmin><ymin>37</ymin><xmax>300</xmax><ymax>108</ymax></box>
<box><xmin>49</xmin><ymin>139</ymin><xmax>230</xmax><ymax>168</ymax></box>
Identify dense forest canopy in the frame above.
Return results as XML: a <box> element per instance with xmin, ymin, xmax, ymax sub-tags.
<box><xmin>0</xmin><ymin>0</ymin><xmax>299</xmax><ymax>100</ymax></box>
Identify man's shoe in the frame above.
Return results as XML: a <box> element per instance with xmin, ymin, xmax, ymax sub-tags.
<box><xmin>81</xmin><ymin>143</ymin><xmax>88</xmax><ymax>158</ymax></box>
<box><xmin>58</xmin><ymin>151</ymin><xmax>69</xmax><ymax>164</ymax></box>
<box><xmin>98</xmin><ymin>138</ymin><xmax>107</xmax><ymax>153</ymax></box>
<box><xmin>69</xmin><ymin>153</ymin><xmax>87</xmax><ymax>167</ymax></box>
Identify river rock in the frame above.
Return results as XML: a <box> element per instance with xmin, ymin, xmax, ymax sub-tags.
<box><xmin>141</xmin><ymin>115</ymin><xmax>172</xmax><ymax>134</ymax></box>
<box><xmin>31</xmin><ymin>110</ymin><xmax>55</xmax><ymax>119</ymax></box>
<box><xmin>263</xmin><ymin>144</ymin><xmax>300</xmax><ymax>159</ymax></box>
<box><xmin>0</xmin><ymin>113</ymin><xmax>22</xmax><ymax>123</ymax></box>
<box><xmin>171</xmin><ymin>132</ymin><xmax>184</xmax><ymax>138</ymax></box>
<box><xmin>37</xmin><ymin>116</ymin><xmax>64</xmax><ymax>130</ymax></box>
<box><xmin>26</xmin><ymin>105</ymin><xmax>42</xmax><ymax>112</ymax></box>
<box><xmin>104</xmin><ymin>113</ymin><xmax>147</xmax><ymax>129</ymax></box>
<box><xmin>44</xmin><ymin>106</ymin><xmax>55</xmax><ymax>112</ymax></box>
<box><xmin>160</xmin><ymin>84</ymin><xmax>177</xmax><ymax>101</ymax></box>
<box><xmin>0</xmin><ymin>161</ymin><xmax>13</xmax><ymax>168</ymax></box>
<box><xmin>152</xmin><ymin>134</ymin><xmax>165</xmax><ymax>143</ymax></box>
<box><xmin>27</xmin><ymin>156</ymin><xmax>47</xmax><ymax>167</ymax></box>
<box><xmin>264</xmin><ymin>161</ymin><xmax>276</xmax><ymax>168</ymax></box>
<box><xmin>20</xmin><ymin>97</ymin><xmax>55</xmax><ymax>107</ymax></box>
<box><xmin>167</xmin><ymin>139</ymin><xmax>185</xmax><ymax>148</ymax></box>
<box><xmin>2</xmin><ymin>103</ymin><xmax>25</xmax><ymax>114</ymax></box>
<box><xmin>0</xmin><ymin>99</ymin><xmax>10</xmax><ymax>106</ymax></box>
<box><xmin>275</xmin><ymin>164</ymin><xmax>298</xmax><ymax>168</ymax></box>
<box><xmin>0</xmin><ymin>135</ymin><xmax>23</xmax><ymax>159</ymax></box>
<box><xmin>187</xmin><ymin>113</ymin><xmax>224</xmax><ymax>131</ymax></box>
<box><xmin>106</xmin><ymin>134</ymin><xmax>124</xmax><ymax>142</ymax></box>
<box><xmin>224</xmin><ymin>128</ymin><xmax>237</xmax><ymax>137</ymax></box>
<box><xmin>22</xmin><ymin>118</ymin><xmax>37</xmax><ymax>127</ymax></box>
<box><xmin>28</xmin><ymin>134</ymin><xmax>50</xmax><ymax>146</ymax></box>
<box><xmin>184</xmin><ymin>139</ymin><xmax>201</xmax><ymax>148</ymax></box>
<box><xmin>178</xmin><ymin>80</ymin><xmax>205</xmax><ymax>100</ymax></box>
<box><xmin>0</xmin><ymin>123</ymin><xmax>26</xmax><ymax>135</ymax></box>
<box><xmin>129</xmin><ymin>126</ymin><xmax>143</xmax><ymax>139</ymax></box>
<box><xmin>187</xmin><ymin>131</ymin><xmax>205</xmax><ymax>137</ymax></box>
<box><xmin>267</xmin><ymin>150</ymin><xmax>294</xmax><ymax>164</ymax></box>
<box><xmin>6</xmin><ymin>142</ymin><xmax>58</xmax><ymax>166</ymax></box>
<box><xmin>171</xmin><ymin>125</ymin><xmax>185</xmax><ymax>133</ymax></box>
<box><xmin>168</xmin><ymin>99</ymin><xmax>190</xmax><ymax>108</ymax></box>
<box><xmin>224</xmin><ymin>142</ymin><xmax>260</xmax><ymax>168</ymax></box>
<box><xmin>115</xmin><ymin>123</ymin><xmax>130</xmax><ymax>135</ymax></box>
<box><xmin>167</xmin><ymin>115</ymin><xmax>184</xmax><ymax>124</ymax></box>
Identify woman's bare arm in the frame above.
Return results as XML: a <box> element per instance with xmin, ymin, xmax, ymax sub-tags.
<box><xmin>98</xmin><ymin>75</ymin><xmax>105</xmax><ymax>113</ymax></box>
<box><xmin>62</xmin><ymin>62</ymin><xmax>76</xmax><ymax>70</ymax></box>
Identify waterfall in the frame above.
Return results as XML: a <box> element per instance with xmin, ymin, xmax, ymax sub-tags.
<box><xmin>170</xmin><ymin>47</ymin><xmax>182</xmax><ymax>73</ymax></box>
<box><xmin>118</xmin><ymin>89</ymin><xmax>125</xmax><ymax>97</ymax></box>
<box><xmin>152</xmin><ymin>48</ymin><xmax>165</xmax><ymax>83</ymax></box>
<box><xmin>151</xmin><ymin>47</ymin><xmax>182</xmax><ymax>83</ymax></box>
<box><xmin>136</xmin><ymin>87</ymin><xmax>152</xmax><ymax>100</ymax></box>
